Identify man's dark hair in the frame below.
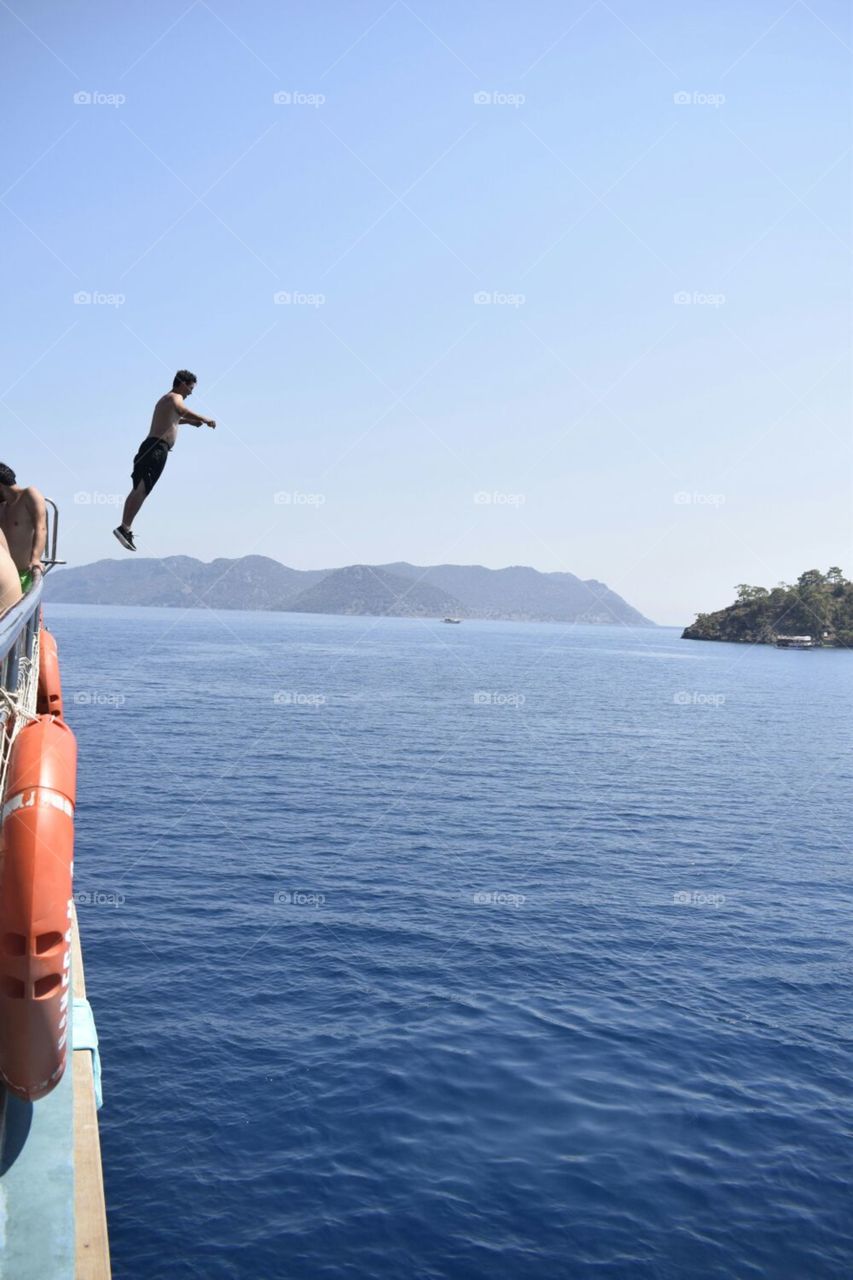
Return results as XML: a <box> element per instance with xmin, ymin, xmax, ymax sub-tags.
<box><xmin>173</xmin><ymin>370</ymin><xmax>197</xmax><ymax>389</ymax></box>
<box><xmin>0</xmin><ymin>463</ymin><xmax>16</xmax><ymax>487</ymax></box>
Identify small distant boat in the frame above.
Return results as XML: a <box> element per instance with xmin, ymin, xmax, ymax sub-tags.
<box><xmin>775</xmin><ymin>635</ymin><xmax>816</xmax><ymax>649</ymax></box>
<box><xmin>442</xmin><ymin>617</ymin><xmax>462</xmax><ymax>624</ymax></box>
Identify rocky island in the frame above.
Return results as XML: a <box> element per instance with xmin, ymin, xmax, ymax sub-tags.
<box><xmin>682</xmin><ymin>568</ymin><xmax>852</xmax><ymax>647</ymax></box>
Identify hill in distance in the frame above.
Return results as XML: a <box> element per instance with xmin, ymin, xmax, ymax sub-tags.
<box><xmin>380</xmin><ymin>562</ymin><xmax>647</xmax><ymax>624</ymax></box>
<box><xmin>41</xmin><ymin>554</ymin><xmax>326</xmax><ymax>611</ymax></box>
<box><xmin>285</xmin><ymin>565</ymin><xmax>465</xmax><ymax>618</ymax></box>
<box><xmin>44</xmin><ymin>556</ymin><xmax>655</xmax><ymax>626</ymax></box>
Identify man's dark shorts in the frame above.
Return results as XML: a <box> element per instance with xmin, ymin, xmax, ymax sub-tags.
<box><xmin>131</xmin><ymin>437</ymin><xmax>171</xmax><ymax>495</ymax></box>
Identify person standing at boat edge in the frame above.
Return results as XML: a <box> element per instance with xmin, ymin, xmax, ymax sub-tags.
<box><xmin>114</xmin><ymin>370</ymin><xmax>216</xmax><ymax>551</ymax></box>
<box><xmin>0</xmin><ymin>463</ymin><xmax>47</xmax><ymax>592</ymax></box>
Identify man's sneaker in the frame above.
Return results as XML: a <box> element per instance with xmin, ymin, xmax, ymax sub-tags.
<box><xmin>113</xmin><ymin>526</ymin><xmax>136</xmax><ymax>551</ymax></box>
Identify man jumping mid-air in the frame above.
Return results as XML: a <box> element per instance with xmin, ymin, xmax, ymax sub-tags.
<box><xmin>114</xmin><ymin>370</ymin><xmax>216</xmax><ymax>551</ymax></box>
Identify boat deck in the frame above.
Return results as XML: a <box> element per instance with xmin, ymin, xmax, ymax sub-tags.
<box><xmin>72</xmin><ymin>909</ymin><xmax>111</xmax><ymax>1278</ymax></box>
<box><xmin>0</xmin><ymin>908</ymin><xmax>110</xmax><ymax>1278</ymax></box>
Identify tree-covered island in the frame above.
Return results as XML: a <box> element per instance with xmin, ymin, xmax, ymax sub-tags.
<box><xmin>682</xmin><ymin>568</ymin><xmax>853</xmax><ymax>647</ymax></box>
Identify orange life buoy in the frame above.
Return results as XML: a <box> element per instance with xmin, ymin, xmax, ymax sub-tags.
<box><xmin>0</xmin><ymin>715</ymin><xmax>77</xmax><ymax>1101</ymax></box>
<box><xmin>37</xmin><ymin>627</ymin><xmax>63</xmax><ymax>720</ymax></box>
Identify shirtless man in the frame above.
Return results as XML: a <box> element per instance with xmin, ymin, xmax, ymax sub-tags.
<box><xmin>114</xmin><ymin>370</ymin><xmax>216</xmax><ymax>551</ymax></box>
<box><xmin>0</xmin><ymin>527</ymin><xmax>23</xmax><ymax>615</ymax></box>
<box><xmin>0</xmin><ymin>463</ymin><xmax>47</xmax><ymax>594</ymax></box>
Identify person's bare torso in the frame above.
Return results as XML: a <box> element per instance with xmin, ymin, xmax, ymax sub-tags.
<box><xmin>148</xmin><ymin>393</ymin><xmax>183</xmax><ymax>448</ymax></box>
<box><xmin>0</xmin><ymin>491</ymin><xmax>36</xmax><ymax>573</ymax></box>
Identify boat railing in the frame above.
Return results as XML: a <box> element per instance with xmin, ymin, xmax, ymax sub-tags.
<box><xmin>43</xmin><ymin>496</ymin><xmax>66</xmax><ymax>571</ymax></box>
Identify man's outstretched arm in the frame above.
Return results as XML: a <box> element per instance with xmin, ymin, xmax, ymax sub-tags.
<box><xmin>172</xmin><ymin>392</ymin><xmax>215</xmax><ymax>428</ymax></box>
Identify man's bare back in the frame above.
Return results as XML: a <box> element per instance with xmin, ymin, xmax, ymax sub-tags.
<box><xmin>0</xmin><ymin>467</ymin><xmax>47</xmax><ymax>581</ymax></box>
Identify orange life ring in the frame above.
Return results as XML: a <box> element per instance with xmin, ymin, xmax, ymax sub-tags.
<box><xmin>37</xmin><ymin>627</ymin><xmax>63</xmax><ymax>719</ymax></box>
<box><xmin>0</xmin><ymin>715</ymin><xmax>77</xmax><ymax>1101</ymax></box>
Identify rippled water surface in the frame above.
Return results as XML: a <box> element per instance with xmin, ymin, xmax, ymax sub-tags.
<box><xmin>50</xmin><ymin>606</ymin><xmax>852</xmax><ymax>1280</ymax></box>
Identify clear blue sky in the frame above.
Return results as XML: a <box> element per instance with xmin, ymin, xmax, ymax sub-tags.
<box><xmin>1</xmin><ymin>0</ymin><xmax>850</xmax><ymax>624</ymax></box>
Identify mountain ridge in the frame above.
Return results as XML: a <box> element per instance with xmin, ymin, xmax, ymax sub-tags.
<box><xmin>43</xmin><ymin>556</ymin><xmax>656</xmax><ymax>625</ymax></box>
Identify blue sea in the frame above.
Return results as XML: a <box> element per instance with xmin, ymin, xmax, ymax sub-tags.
<box><xmin>49</xmin><ymin>606</ymin><xmax>852</xmax><ymax>1280</ymax></box>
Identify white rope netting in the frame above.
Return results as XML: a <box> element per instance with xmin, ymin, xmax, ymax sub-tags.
<box><xmin>0</xmin><ymin>628</ymin><xmax>40</xmax><ymax>805</ymax></box>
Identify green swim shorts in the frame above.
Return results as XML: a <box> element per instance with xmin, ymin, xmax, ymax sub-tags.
<box><xmin>19</xmin><ymin>571</ymin><xmax>33</xmax><ymax>592</ymax></box>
